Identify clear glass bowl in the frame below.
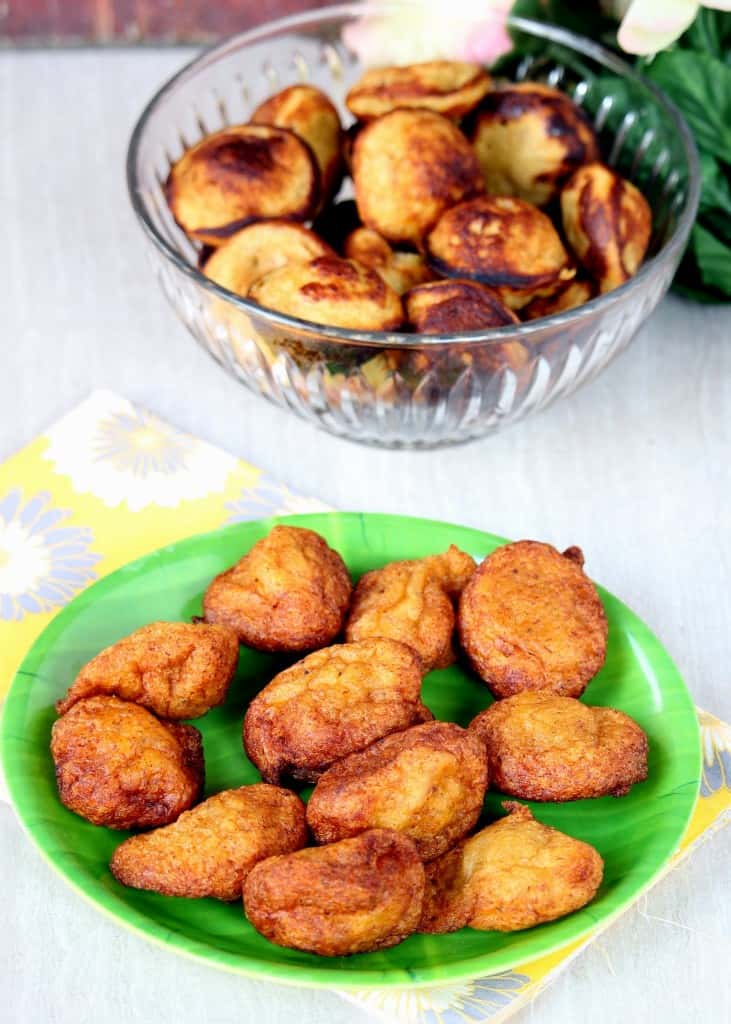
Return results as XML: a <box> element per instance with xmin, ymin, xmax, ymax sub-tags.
<box><xmin>127</xmin><ymin>3</ymin><xmax>700</xmax><ymax>448</ymax></box>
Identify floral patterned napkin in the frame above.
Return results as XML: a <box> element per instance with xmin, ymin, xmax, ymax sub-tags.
<box><xmin>0</xmin><ymin>390</ymin><xmax>728</xmax><ymax>1022</ymax></box>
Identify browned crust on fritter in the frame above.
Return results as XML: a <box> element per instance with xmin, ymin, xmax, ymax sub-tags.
<box><xmin>405</xmin><ymin>278</ymin><xmax>519</xmax><ymax>333</ymax></box>
<box><xmin>243</xmin><ymin>829</ymin><xmax>425</xmax><ymax>955</ymax></box>
<box><xmin>166</xmin><ymin>124</ymin><xmax>319</xmax><ymax>246</ymax></box>
<box><xmin>251</xmin><ymin>84</ymin><xmax>343</xmax><ymax>203</ymax></box>
<box><xmin>346</xmin><ymin>61</ymin><xmax>492</xmax><ymax>121</ymax></box>
<box><xmin>469</xmin><ymin>691</ymin><xmax>648</xmax><ymax>801</ymax></box>
<box><xmin>110</xmin><ymin>784</ymin><xmax>306</xmax><ymax>900</ymax></box>
<box><xmin>306</xmin><ymin>721</ymin><xmax>488</xmax><ymax>860</ymax></box>
<box><xmin>344</xmin><ymin>545</ymin><xmax>476</xmax><ymax>671</ymax></box>
<box><xmin>55</xmin><ymin>621</ymin><xmax>239</xmax><ymax>719</ymax></box>
<box><xmin>521</xmin><ymin>277</ymin><xmax>595</xmax><ymax>320</ymax></box>
<box><xmin>561</xmin><ymin>162</ymin><xmax>652</xmax><ymax>293</ymax></box>
<box><xmin>203</xmin><ymin>525</ymin><xmax>351</xmax><ymax>652</ymax></box>
<box><xmin>344</xmin><ymin>228</ymin><xmax>435</xmax><ymax>295</ymax></box>
<box><xmin>353</xmin><ymin>109</ymin><xmax>484</xmax><ymax>247</ymax></box>
<box><xmin>248</xmin><ymin>255</ymin><xmax>404</xmax><ymax>330</ymax></box>
<box><xmin>202</xmin><ymin>220</ymin><xmax>334</xmax><ymax>297</ymax></box>
<box><xmin>468</xmin><ymin>83</ymin><xmax>600</xmax><ymax>206</ymax></box>
<box><xmin>50</xmin><ymin>696</ymin><xmax>204</xmax><ymax>829</ymax></box>
<box><xmin>243</xmin><ymin>638</ymin><xmax>428</xmax><ymax>784</ymax></box>
<box><xmin>426</xmin><ymin>196</ymin><xmax>575</xmax><ymax>309</ymax></box>
<box><xmin>419</xmin><ymin>802</ymin><xmax>604</xmax><ymax>933</ymax></box>
<box><xmin>458</xmin><ymin>540</ymin><xmax>608</xmax><ymax>698</ymax></box>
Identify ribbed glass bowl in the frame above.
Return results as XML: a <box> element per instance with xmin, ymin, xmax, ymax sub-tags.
<box><xmin>127</xmin><ymin>3</ymin><xmax>700</xmax><ymax>448</ymax></box>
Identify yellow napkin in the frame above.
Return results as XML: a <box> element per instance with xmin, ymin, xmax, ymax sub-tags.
<box><xmin>1</xmin><ymin>391</ymin><xmax>728</xmax><ymax>1021</ymax></box>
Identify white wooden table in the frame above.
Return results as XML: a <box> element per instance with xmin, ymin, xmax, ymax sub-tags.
<box><xmin>2</xmin><ymin>48</ymin><xmax>730</xmax><ymax>1024</ymax></box>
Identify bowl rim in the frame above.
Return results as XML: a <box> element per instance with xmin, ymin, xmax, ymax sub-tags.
<box><xmin>126</xmin><ymin>1</ymin><xmax>701</xmax><ymax>349</ymax></box>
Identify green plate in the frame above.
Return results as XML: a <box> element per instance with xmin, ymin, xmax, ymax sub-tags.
<box><xmin>1</xmin><ymin>513</ymin><xmax>701</xmax><ymax>989</ymax></box>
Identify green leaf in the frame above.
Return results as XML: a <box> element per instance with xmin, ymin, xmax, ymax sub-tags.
<box><xmin>643</xmin><ymin>50</ymin><xmax>731</xmax><ymax>164</ymax></box>
<box><xmin>697</xmin><ymin>153</ymin><xmax>731</xmax><ymax>246</ymax></box>
<box><xmin>680</xmin><ymin>10</ymin><xmax>731</xmax><ymax>60</ymax></box>
<box><xmin>691</xmin><ymin>222</ymin><xmax>731</xmax><ymax>296</ymax></box>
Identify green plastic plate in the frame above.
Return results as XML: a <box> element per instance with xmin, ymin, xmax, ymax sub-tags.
<box><xmin>1</xmin><ymin>513</ymin><xmax>701</xmax><ymax>989</ymax></box>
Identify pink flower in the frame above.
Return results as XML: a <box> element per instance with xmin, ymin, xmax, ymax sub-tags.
<box><xmin>343</xmin><ymin>1</ymin><xmax>514</xmax><ymax>67</ymax></box>
<box><xmin>616</xmin><ymin>0</ymin><xmax>731</xmax><ymax>55</ymax></box>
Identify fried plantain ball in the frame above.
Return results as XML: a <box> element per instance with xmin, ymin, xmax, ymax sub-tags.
<box><xmin>202</xmin><ymin>220</ymin><xmax>334</xmax><ymax>298</ymax></box>
<box><xmin>110</xmin><ymin>784</ymin><xmax>306</xmax><ymax>900</ymax></box>
<box><xmin>166</xmin><ymin>124</ymin><xmax>319</xmax><ymax>246</ymax></box>
<box><xmin>243</xmin><ymin>638</ymin><xmax>430</xmax><ymax>784</ymax></box>
<box><xmin>469</xmin><ymin>691</ymin><xmax>648</xmax><ymax>801</ymax></box>
<box><xmin>251</xmin><ymin>84</ymin><xmax>343</xmax><ymax>204</ymax></box>
<box><xmin>468</xmin><ymin>83</ymin><xmax>600</xmax><ymax>207</ymax></box>
<box><xmin>458</xmin><ymin>540</ymin><xmax>607</xmax><ymax>698</ymax></box>
<box><xmin>344</xmin><ymin>227</ymin><xmax>435</xmax><ymax>296</ymax></box>
<box><xmin>346</xmin><ymin>60</ymin><xmax>492</xmax><ymax>121</ymax></box>
<box><xmin>243</xmin><ymin>828</ymin><xmax>425</xmax><ymax>955</ymax></box>
<box><xmin>55</xmin><ymin>621</ymin><xmax>239</xmax><ymax>720</ymax></box>
<box><xmin>405</xmin><ymin>278</ymin><xmax>519</xmax><ymax>333</ymax></box>
<box><xmin>420</xmin><ymin>802</ymin><xmax>603</xmax><ymax>933</ymax></box>
<box><xmin>561</xmin><ymin>162</ymin><xmax>652</xmax><ymax>293</ymax></box>
<box><xmin>51</xmin><ymin>696</ymin><xmax>204</xmax><ymax>829</ymax></box>
<box><xmin>203</xmin><ymin>525</ymin><xmax>351</xmax><ymax>652</ymax></box>
<box><xmin>306</xmin><ymin>721</ymin><xmax>488</xmax><ymax>860</ymax></box>
<box><xmin>426</xmin><ymin>196</ymin><xmax>575</xmax><ymax>310</ymax></box>
<box><xmin>345</xmin><ymin>545</ymin><xmax>476</xmax><ymax>671</ymax></box>
<box><xmin>521</xmin><ymin>276</ymin><xmax>595</xmax><ymax>321</ymax></box>
<box><xmin>248</xmin><ymin>255</ymin><xmax>404</xmax><ymax>330</ymax></box>
<box><xmin>353</xmin><ymin>109</ymin><xmax>484</xmax><ymax>247</ymax></box>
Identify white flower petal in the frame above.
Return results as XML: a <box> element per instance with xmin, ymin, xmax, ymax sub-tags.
<box><xmin>618</xmin><ymin>0</ymin><xmax>699</xmax><ymax>54</ymax></box>
<box><xmin>343</xmin><ymin>0</ymin><xmax>513</xmax><ymax>66</ymax></box>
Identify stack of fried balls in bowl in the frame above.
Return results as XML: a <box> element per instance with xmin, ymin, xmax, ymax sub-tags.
<box><xmin>166</xmin><ymin>60</ymin><xmax>652</xmax><ymax>334</ymax></box>
<box><xmin>50</xmin><ymin>525</ymin><xmax>649</xmax><ymax>957</ymax></box>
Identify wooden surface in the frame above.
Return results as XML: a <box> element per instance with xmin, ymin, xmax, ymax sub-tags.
<box><xmin>0</xmin><ymin>1</ymin><xmax>331</xmax><ymax>45</ymax></box>
<box><xmin>2</xmin><ymin>48</ymin><xmax>730</xmax><ymax>1024</ymax></box>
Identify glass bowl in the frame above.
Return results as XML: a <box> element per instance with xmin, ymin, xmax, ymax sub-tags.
<box><xmin>126</xmin><ymin>3</ymin><xmax>700</xmax><ymax>448</ymax></box>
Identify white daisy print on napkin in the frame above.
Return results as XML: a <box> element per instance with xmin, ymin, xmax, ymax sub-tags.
<box><xmin>225</xmin><ymin>478</ymin><xmax>331</xmax><ymax>522</ymax></box>
<box><xmin>43</xmin><ymin>391</ymin><xmax>238</xmax><ymax>511</ymax></box>
<box><xmin>0</xmin><ymin>488</ymin><xmax>101</xmax><ymax>621</ymax></box>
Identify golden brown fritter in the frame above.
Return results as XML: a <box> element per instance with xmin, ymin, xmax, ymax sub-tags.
<box><xmin>203</xmin><ymin>525</ymin><xmax>351</xmax><ymax>652</ymax></box>
<box><xmin>50</xmin><ymin>696</ymin><xmax>204</xmax><ymax>829</ymax></box>
<box><xmin>353</xmin><ymin>109</ymin><xmax>484</xmax><ymax>247</ymax></box>
<box><xmin>458</xmin><ymin>540</ymin><xmax>607</xmax><ymax>698</ymax></box>
<box><xmin>405</xmin><ymin>278</ymin><xmax>519</xmax><ymax>334</ymax></box>
<box><xmin>306</xmin><ymin>721</ymin><xmax>488</xmax><ymax>860</ymax></box>
<box><xmin>521</xmin><ymin>277</ymin><xmax>595</xmax><ymax>320</ymax></box>
<box><xmin>420</xmin><ymin>803</ymin><xmax>603</xmax><ymax>933</ymax></box>
<box><xmin>243</xmin><ymin>638</ymin><xmax>430</xmax><ymax>784</ymax></box>
<box><xmin>110</xmin><ymin>784</ymin><xmax>306</xmax><ymax>900</ymax></box>
<box><xmin>426</xmin><ymin>196</ymin><xmax>575</xmax><ymax>310</ymax></box>
<box><xmin>243</xmin><ymin>828</ymin><xmax>425</xmax><ymax>955</ymax></box>
<box><xmin>202</xmin><ymin>220</ymin><xmax>334</xmax><ymax>297</ymax></box>
<box><xmin>469</xmin><ymin>83</ymin><xmax>600</xmax><ymax>206</ymax></box>
<box><xmin>55</xmin><ymin>621</ymin><xmax>239</xmax><ymax>720</ymax></box>
<box><xmin>346</xmin><ymin>61</ymin><xmax>492</xmax><ymax>121</ymax></box>
<box><xmin>166</xmin><ymin>124</ymin><xmax>319</xmax><ymax>246</ymax></box>
<box><xmin>344</xmin><ymin>228</ymin><xmax>435</xmax><ymax>296</ymax></box>
<box><xmin>469</xmin><ymin>691</ymin><xmax>649</xmax><ymax>801</ymax></box>
<box><xmin>561</xmin><ymin>162</ymin><xmax>652</xmax><ymax>293</ymax></box>
<box><xmin>248</xmin><ymin>256</ymin><xmax>404</xmax><ymax>331</ymax></box>
<box><xmin>251</xmin><ymin>84</ymin><xmax>343</xmax><ymax>204</ymax></box>
<box><xmin>345</xmin><ymin>545</ymin><xmax>476</xmax><ymax>671</ymax></box>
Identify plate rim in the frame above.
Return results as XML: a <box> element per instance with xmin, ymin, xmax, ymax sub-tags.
<box><xmin>0</xmin><ymin>511</ymin><xmax>702</xmax><ymax>990</ymax></box>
